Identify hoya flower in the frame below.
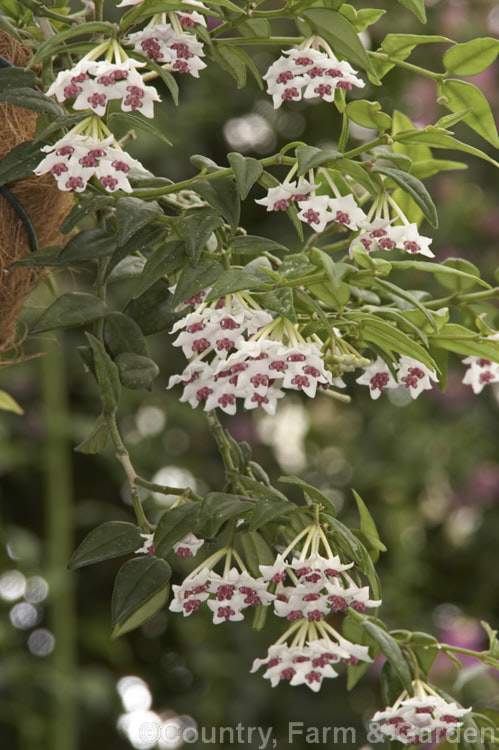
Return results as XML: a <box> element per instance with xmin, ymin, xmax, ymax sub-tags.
<box><xmin>34</xmin><ymin>132</ymin><xmax>146</xmax><ymax>193</ymax></box>
<box><xmin>127</xmin><ymin>24</ymin><xmax>206</xmax><ymax>77</ymax></box>
<box><xmin>462</xmin><ymin>355</ymin><xmax>499</xmax><ymax>394</ymax></box>
<box><xmin>398</xmin><ymin>356</ymin><xmax>438</xmax><ymax>398</ymax></box>
<box><xmin>47</xmin><ymin>58</ymin><xmax>161</xmax><ymax>118</ymax></box>
<box><xmin>169</xmin><ymin>565</ymin><xmax>275</xmax><ymax>622</ymax></box>
<box><xmin>371</xmin><ymin>685</ymin><xmax>471</xmax><ymax>745</ymax></box>
<box><xmin>167</xmin><ymin>290</ymin><xmax>342</xmax><ymax>415</ymax></box>
<box><xmin>252</xmin><ymin>633</ymin><xmax>371</xmax><ymax>692</ymax></box>
<box><xmin>352</xmin><ymin>218</ymin><xmax>434</xmax><ymax>258</ymax></box>
<box><xmin>135</xmin><ymin>533</ymin><xmax>155</xmax><ymax>555</ymax></box>
<box><xmin>297</xmin><ymin>195</ymin><xmax>335</xmax><ymax>232</ymax></box>
<box><xmin>328</xmin><ymin>194</ymin><xmax>367</xmax><ymax>230</ymax></box>
<box><xmin>173</xmin><ymin>532</ymin><xmax>204</xmax><ymax>558</ymax></box>
<box><xmin>263</xmin><ymin>43</ymin><xmax>364</xmax><ymax>109</ymax></box>
<box><xmin>356</xmin><ymin>357</ymin><xmax>398</xmax><ymax>399</ymax></box>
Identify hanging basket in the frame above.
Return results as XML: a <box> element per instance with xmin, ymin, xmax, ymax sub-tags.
<box><xmin>0</xmin><ymin>30</ymin><xmax>73</xmax><ymax>357</ymax></box>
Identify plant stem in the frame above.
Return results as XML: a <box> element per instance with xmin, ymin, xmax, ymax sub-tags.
<box><xmin>425</xmin><ymin>287</ymin><xmax>499</xmax><ymax>309</ymax></box>
<box><xmin>205</xmin><ymin>410</ymin><xmax>237</xmax><ymax>475</ymax></box>
<box><xmin>215</xmin><ymin>36</ymin><xmax>303</xmax><ymax>45</ymax></box>
<box><xmin>105</xmin><ymin>413</ymin><xmax>154</xmax><ymax>532</ymax></box>
<box><xmin>369</xmin><ymin>51</ymin><xmax>445</xmax><ymax>81</ymax></box>
<box><xmin>135</xmin><ymin>476</ymin><xmax>203</xmax><ymax>503</ymax></box>
<box><xmin>41</xmin><ymin>340</ymin><xmax>78</xmax><ymax>750</ymax></box>
<box><xmin>130</xmin><ymin>155</ymin><xmax>296</xmax><ymax>199</ymax></box>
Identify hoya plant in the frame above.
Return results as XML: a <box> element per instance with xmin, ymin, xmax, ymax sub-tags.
<box><xmin>0</xmin><ymin>0</ymin><xmax>498</xmax><ymax>747</ymax></box>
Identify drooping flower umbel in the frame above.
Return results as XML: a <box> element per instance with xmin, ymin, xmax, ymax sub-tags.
<box><xmin>263</xmin><ymin>37</ymin><xmax>365</xmax><ymax>109</ymax></box>
<box><xmin>371</xmin><ymin>681</ymin><xmax>471</xmax><ymax>745</ymax></box>
<box><xmin>356</xmin><ymin>355</ymin><xmax>438</xmax><ymax>400</ymax></box>
<box><xmin>252</xmin><ymin>522</ymin><xmax>379</xmax><ymax>691</ymax></box>
<box><xmin>169</xmin><ymin>547</ymin><xmax>275</xmax><ymax>623</ymax></box>
<box><xmin>34</xmin><ymin>129</ymin><xmax>146</xmax><ymax>193</ymax></box>
<box><xmin>127</xmin><ymin>18</ymin><xmax>207</xmax><ymax>78</ymax></box>
<box><xmin>167</xmin><ymin>289</ymin><xmax>345</xmax><ymax>415</ymax></box>
<box><xmin>462</xmin><ymin>335</ymin><xmax>499</xmax><ymax>393</ymax></box>
<box><xmin>47</xmin><ymin>56</ymin><xmax>161</xmax><ymax>118</ymax></box>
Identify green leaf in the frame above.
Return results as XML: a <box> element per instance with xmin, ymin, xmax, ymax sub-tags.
<box><xmin>249</xmin><ymin>497</ymin><xmax>297</xmax><ymax>532</ymax></box>
<box><xmin>107</xmin><ymin>111</ymin><xmax>172</xmax><ymax>146</ymax></box>
<box><xmin>195</xmin><ymin>493</ymin><xmax>254</xmax><ymax>537</ymax></box>
<box><xmin>443</xmin><ymin>37</ymin><xmax>499</xmax><ymax>76</ymax></box>
<box><xmin>58</xmin><ymin>229</ymin><xmax>116</xmax><ymax>263</ymax></box>
<box><xmin>154</xmin><ymin>504</ymin><xmax>201</xmax><ymax>557</ymax></box>
<box><xmin>112</xmin><ymin>585</ymin><xmax>170</xmax><ymax>638</ymax></box>
<box><xmin>430</xmin><ymin>324</ymin><xmax>499</xmax><ymax>364</ymax></box>
<box><xmin>211</xmin><ymin>44</ymin><xmax>247</xmax><ymax>88</ymax></box>
<box><xmin>238</xmin><ymin>531</ymin><xmax>275</xmax><ymax>579</ymax></box>
<box><xmin>280</xmin><ymin>475</ymin><xmax>337</xmax><ymax>516</ymax></box>
<box><xmin>0</xmin><ymin>87</ymin><xmax>64</xmax><ymax>117</ymax></box>
<box><xmin>0</xmin><ymin>140</ymin><xmax>42</xmax><ymax>186</ymax></box>
<box><xmin>362</xmin><ymin>621</ymin><xmax>413</xmax><ymax>692</ymax></box>
<box><xmin>106</xmin><ymin>225</ymin><xmax>168</xmax><ymax>281</ymax></box>
<box><xmin>30</xmin><ymin>293</ymin><xmax>107</xmax><ymax>334</ymax></box>
<box><xmin>125</xmin><ymin>281</ymin><xmax>179</xmax><ymax>335</ymax></box>
<box><xmin>260</xmin><ymin>288</ymin><xmax>296</xmax><ymax>323</ymax></box>
<box><xmin>205</xmin><ymin>269</ymin><xmax>264</xmax><ymax>302</ymax></box>
<box><xmin>301</xmin><ymin>8</ymin><xmax>375</xmax><ymax>75</ymax></box>
<box><xmin>359</xmin><ymin>317</ymin><xmax>437</xmax><ymax>371</ymax></box>
<box><xmin>229</xmin><ymin>235</ymin><xmax>288</xmax><ymax>255</ymax></box>
<box><xmin>111</xmin><ymin>557</ymin><xmax>171</xmax><ymax>629</ymax></box>
<box><xmin>434</xmin><ymin>258</ymin><xmax>481</xmax><ymax>292</ymax></box>
<box><xmin>179</xmin><ymin>213</ymin><xmax>223</xmax><ymax>266</ymax></box>
<box><xmin>86</xmin><ymin>334</ymin><xmax>121</xmax><ymax>413</ymax></box>
<box><xmin>30</xmin><ymin>21</ymin><xmax>115</xmax><ymax>65</ymax></box>
<box><xmin>441</xmin><ymin>79</ymin><xmax>499</xmax><ymax>149</ymax></box>
<box><xmin>104</xmin><ymin>312</ymin><xmax>149</xmax><ymax>358</ymax></box>
<box><xmin>115</xmin><ymin>353</ymin><xmax>159</xmax><ymax>390</ymax></box>
<box><xmin>171</xmin><ymin>258</ymin><xmax>224</xmax><ymax>309</ymax></box>
<box><xmin>191</xmin><ymin>178</ymin><xmax>240</xmax><ymax>232</ymax></box>
<box><xmin>309</xmin><ymin>281</ymin><xmax>351</xmax><ymax>308</ymax></box>
<box><xmin>59</xmin><ymin>196</ymin><xmax>115</xmax><ymax>234</ymax></box>
<box><xmin>409</xmin><ymin>158</ymin><xmax>467</xmax><ymax>180</ymax></box>
<box><xmin>395</xmin><ymin>125</ymin><xmax>499</xmax><ymax>169</ymax></box>
<box><xmin>236</xmin><ymin>18</ymin><xmax>271</xmax><ymax>38</ymax></box>
<box><xmin>134</xmin><ymin>240</ymin><xmax>186</xmax><ymax>296</ymax></box>
<box><xmin>374</xmin><ymin>35</ymin><xmax>451</xmax><ymax>79</ymax></box>
<box><xmin>392</xmin><ymin>110</ymin><xmax>432</xmax><ymax>162</ymax></box>
<box><xmin>68</xmin><ymin>522</ymin><xmax>143</xmax><ymax>569</ymax></box>
<box><xmin>381</xmin><ymin>660</ymin><xmax>405</xmax><ymax>705</ymax></box>
<box><xmin>74</xmin><ymin>415</ymin><xmax>109</xmax><ymax>455</ymax></box>
<box><xmin>0</xmin><ymin>390</ymin><xmax>23</xmax><ymax>415</ymax></box>
<box><xmin>228</xmin><ymin>153</ymin><xmax>263</xmax><ymax>200</ymax></box>
<box><xmin>108</xmin><ymin>256</ymin><xmax>146</xmax><ymax>283</ymax></box>
<box><xmin>346</xmin><ymin>100</ymin><xmax>391</xmax><ymax>130</ymax></box>
<box><xmin>116</xmin><ymin>197</ymin><xmax>163</xmax><ymax>246</ymax></box>
<box><xmin>352</xmin><ymin>489</ymin><xmax>386</xmax><ymax>551</ymax></box>
<box><xmin>389</xmin><ymin>259</ymin><xmax>489</xmax><ymax>289</ymax></box>
<box><xmin>0</xmin><ymin>67</ymin><xmax>37</xmax><ymax>90</ymax></box>
<box><xmin>339</xmin><ymin>5</ymin><xmax>385</xmax><ymax>33</ymax></box>
<box><xmin>395</xmin><ymin>0</ymin><xmax>426</xmax><ymax>23</ymax></box>
<box><xmin>296</xmin><ymin>145</ymin><xmax>339</xmax><ymax>176</ymax></box>
<box><xmin>334</xmin><ymin>159</ymin><xmax>379</xmax><ymax>193</ymax></box>
<box><xmin>372</xmin><ymin>165</ymin><xmax>438</xmax><ymax>227</ymax></box>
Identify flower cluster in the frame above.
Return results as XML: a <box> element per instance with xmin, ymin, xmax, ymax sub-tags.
<box><xmin>264</xmin><ymin>42</ymin><xmax>365</xmax><ymax>109</ymax></box>
<box><xmin>136</xmin><ymin>531</ymin><xmax>204</xmax><ymax>558</ymax></box>
<box><xmin>351</xmin><ymin>218</ymin><xmax>434</xmax><ymax>259</ymax></box>
<box><xmin>34</xmin><ymin>133</ymin><xmax>145</xmax><ymax>192</ymax></box>
<box><xmin>170</xmin><ymin>565</ymin><xmax>275</xmax><ymax>623</ymax></box>
<box><xmin>462</xmin><ymin>346</ymin><xmax>499</xmax><ymax>394</ymax></box>
<box><xmin>128</xmin><ymin>24</ymin><xmax>207</xmax><ymax>77</ymax></box>
<box><xmin>371</xmin><ymin>683</ymin><xmax>471</xmax><ymax>745</ymax></box>
<box><xmin>47</xmin><ymin>58</ymin><xmax>160</xmax><ymax>118</ymax></box>
<box><xmin>251</xmin><ymin>524</ymin><xmax>378</xmax><ymax>690</ymax></box>
<box><xmin>251</xmin><ymin>635</ymin><xmax>370</xmax><ymax>692</ymax></box>
<box><xmin>255</xmin><ymin>170</ymin><xmax>434</xmax><ymax>258</ymax></box>
<box><xmin>356</xmin><ymin>356</ymin><xmax>438</xmax><ymax>400</ymax></box>
<box><xmin>168</xmin><ymin>291</ymin><xmax>343</xmax><ymax>415</ymax></box>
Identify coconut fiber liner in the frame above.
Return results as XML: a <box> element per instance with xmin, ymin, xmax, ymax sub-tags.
<box><xmin>0</xmin><ymin>30</ymin><xmax>73</xmax><ymax>356</ymax></box>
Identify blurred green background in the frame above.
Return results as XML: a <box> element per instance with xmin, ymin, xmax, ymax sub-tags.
<box><xmin>0</xmin><ymin>1</ymin><xmax>498</xmax><ymax>748</ymax></box>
